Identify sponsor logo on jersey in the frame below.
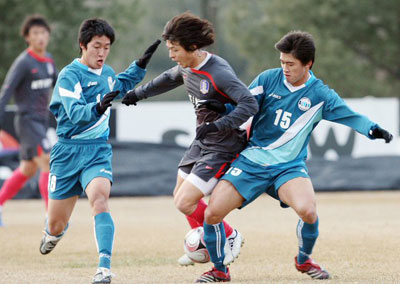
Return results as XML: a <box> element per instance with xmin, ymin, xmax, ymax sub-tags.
<box><xmin>298</xmin><ymin>97</ymin><xmax>311</xmax><ymax>111</ymax></box>
<box><xmin>31</xmin><ymin>78</ymin><xmax>53</xmax><ymax>90</ymax></box>
<box><xmin>87</xmin><ymin>81</ymin><xmax>98</xmax><ymax>87</ymax></box>
<box><xmin>268</xmin><ymin>93</ymin><xmax>281</xmax><ymax>99</ymax></box>
<box><xmin>47</xmin><ymin>63</ymin><xmax>54</xmax><ymax>75</ymax></box>
<box><xmin>200</xmin><ymin>79</ymin><xmax>210</xmax><ymax>94</ymax></box>
<box><xmin>31</xmin><ymin>68</ymin><xmax>38</xmax><ymax>74</ymax></box>
<box><xmin>108</xmin><ymin>76</ymin><xmax>116</xmax><ymax>91</ymax></box>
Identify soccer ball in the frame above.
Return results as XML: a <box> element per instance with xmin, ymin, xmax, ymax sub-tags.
<box><xmin>183</xmin><ymin>227</ymin><xmax>210</xmax><ymax>263</ymax></box>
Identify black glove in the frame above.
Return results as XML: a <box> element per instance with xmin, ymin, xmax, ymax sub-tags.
<box><xmin>370</xmin><ymin>126</ymin><xmax>393</xmax><ymax>143</ymax></box>
<box><xmin>136</xmin><ymin>39</ymin><xmax>161</xmax><ymax>69</ymax></box>
<box><xmin>198</xmin><ymin>99</ymin><xmax>226</xmax><ymax>114</ymax></box>
<box><xmin>195</xmin><ymin>122</ymin><xmax>219</xmax><ymax>140</ymax></box>
<box><xmin>122</xmin><ymin>89</ymin><xmax>139</xmax><ymax>106</ymax></box>
<box><xmin>96</xmin><ymin>91</ymin><xmax>120</xmax><ymax>114</ymax></box>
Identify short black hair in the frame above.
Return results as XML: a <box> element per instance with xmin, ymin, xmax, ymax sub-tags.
<box><xmin>162</xmin><ymin>11</ymin><xmax>214</xmax><ymax>51</ymax></box>
<box><xmin>275</xmin><ymin>31</ymin><xmax>316</xmax><ymax>68</ymax></box>
<box><xmin>78</xmin><ymin>18</ymin><xmax>115</xmax><ymax>54</ymax></box>
<box><xmin>20</xmin><ymin>14</ymin><xmax>50</xmax><ymax>37</ymax></box>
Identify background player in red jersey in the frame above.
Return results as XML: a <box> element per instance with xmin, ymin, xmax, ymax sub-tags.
<box><xmin>122</xmin><ymin>12</ymin><xmax>258</xmax><ymax>271</ymax></box>
<box><xmin>0</xmin><ymin>15</ymin><xmax>57</xmax><ymax>226</ymax></box>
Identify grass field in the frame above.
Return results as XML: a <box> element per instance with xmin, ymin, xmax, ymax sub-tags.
<box><xmin>1</xmin><ymin>191</ymin><xmax>399</xmax><ymax>283</ymax></box>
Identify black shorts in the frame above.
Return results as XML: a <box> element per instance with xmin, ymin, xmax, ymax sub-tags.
<box><xmin>178</xmin><ymin>141</ymin><xmax>238</xmax><ymax>182</ymax></box>
<box><xmin>14</xmin><ymin>115</ymin><xmax>51</xmax><ymax>160</ymax></box>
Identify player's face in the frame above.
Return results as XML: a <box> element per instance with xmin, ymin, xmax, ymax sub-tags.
<box><xmin>25</xmin><ymin>25</ymin><xmax>50</xmax><ymax>54</ymax></box>
<box><xmin>280</xmin><ymin>53</ymin><xmax>312</xmax><ymax>86</ymax></box>
<box><xmin>80</xmin><ymin>35</ymin><xmax>111</xmax><ymax>69</ymax></box>
<box><xmin>166</xmin><ymin>40</ymin><xmax>197</xmax><ymax>68</ymax></box>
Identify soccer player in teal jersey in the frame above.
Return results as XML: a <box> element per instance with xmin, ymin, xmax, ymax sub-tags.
<box><xmin>196</xmin><ymin>31</ymin><xmax>393</xmax><ymax>282</ymax></box>
<box><xmin>38</xmin><ymin>18</ymin><xmax>160</xmax><ymax>284</ymax></box>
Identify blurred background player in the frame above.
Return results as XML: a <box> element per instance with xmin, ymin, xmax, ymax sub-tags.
<box><xmin>38</xmin><ymin>18</ymin><xmax>160</xmax><ymax>284</ymax></box>
<box><xmin>122</xmin><ymin>12</ymin><xmax>258</xmax><ymax>268</ymax></box>
<box><xmin>197</xmin><ymin>31</ymin><xmax>393</xmax><ymax>282</ymax></box>
<box><xmin>0</xmin><ymin>15</ymin><xmax>57</xmax><ymax>226</ymax></box>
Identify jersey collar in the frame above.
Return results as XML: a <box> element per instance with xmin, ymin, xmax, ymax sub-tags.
<box><xmin>74</xmin><ymin>58</ymin><xmax>103</xmax><ymax>75</ymax></box>
<box><xmin>283</xmin><ymin>71</ymin><xmax>315</xmax><ymax>93</ymax></box>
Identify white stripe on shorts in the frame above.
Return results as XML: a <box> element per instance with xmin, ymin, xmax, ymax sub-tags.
<box><xmin>186</xmin><ymin>173</ymin><xmax>218</xmax><ymax>196</ymax></box>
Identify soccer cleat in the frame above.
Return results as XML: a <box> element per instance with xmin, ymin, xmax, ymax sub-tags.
<box><xmin>294</xmin><ymin>256</ymin><xmax>330</xmax><ymax>279</ymax></box>
<box><xmin>92</xmin><ymin>267</ymin><xmax>114</xmax><ymax>284</ymax></box>
<box><xmin>223</xmin><ymin>229</ymin><xmax>244</xmax><ymax>265</ymax></box>
<box><xmin>196</xmin><ymin>267</ymin><xmax>231</xmax><ymax>282</ymax></box>
<box><xmin>178</xmin><ymin>253</ymin><xmax>195</xmax><ymax>266</ymax></box>
<box><xmin>39</xmin><ymin>231</ymin><xmax>64</xmax><ymax>255</ymax></box>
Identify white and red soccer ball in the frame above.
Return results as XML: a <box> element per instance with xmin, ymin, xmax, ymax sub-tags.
<box><xmin>183</xmin><ymin>227</ymin><xmax>210</xmax><ymax>263</ymax></box>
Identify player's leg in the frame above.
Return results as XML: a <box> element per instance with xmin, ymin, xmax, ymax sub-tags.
<box><xmin>86</xmin><ymin>177</ymin><xmax>113</xmax><ymax>267</ymax></box>
<box><xmin>81</xmin><ymin>141</ymin><xmax>114</xmax><ymax>284</ymax></box>
<box><xmin>40</xmin><ymin>195</ymin><xmax>78</xmax><ymax>254</ymax></box>
<box><xmin>0</xmin><ymin>159</ymin><xmax>36</xmax><ymax>206</ymax></box>
<box><xmin>278</xmin><ymin>177</ymin><xmax>329</xmax><ymax>279</ymax></box>
<box><xmin>34</xmin><ymin>151</ymin><xmax>51</xmax><ymax>209</ymax></box>
<box><xmin>197</xmin><ymin>156</ymin><xmax>270</xmax><ymax>282</ymax></box>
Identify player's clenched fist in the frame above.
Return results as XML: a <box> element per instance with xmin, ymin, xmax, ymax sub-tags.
<box><xmin>121</xmin><ymin>89</ymin><xmax>139</xmax><ymax>106</ymax></box>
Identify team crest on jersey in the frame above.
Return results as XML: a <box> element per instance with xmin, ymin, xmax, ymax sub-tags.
<box><xmin>199</xmin><ymin>79</ymin><xmax>210</xmax><ymax>94</ymax></box>
<box><xmin>47</xmin><ymin>63</ymin><xmax>54</xmax><ymax>75</ymax></box>
<box><xmin>298</xmin><ymin>97</ymin><xmax>311</xmax><ymax>111</ymax></box>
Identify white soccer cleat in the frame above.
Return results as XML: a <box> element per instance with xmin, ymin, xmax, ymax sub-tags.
<box><xmin>178</xmin><ymin>253</ymin><xmax>195</xmax><ymax>266</ymax></box>
<box><xmin>223</xmin><ymin>229</ymin><xmax>244</xmax><ymax>265</ymax></box>
<box><xmin>92</xmin><ymin>267</ymin><xmax>115</xmax><ymax>284</ymax></box>
<box><xmin>39</xmin><ymin>231</ymin><xmax>63</xmax><ymax>255</ymax></box>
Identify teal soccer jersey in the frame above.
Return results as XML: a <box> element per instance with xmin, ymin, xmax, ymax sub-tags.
<box><xmin>50</xmin><ymin>59</ymin><xmax>145</xmax><ymax>140</ymax></box>
<box><xmin>242</xmin><ymin>68</ymin><xmax>377</xmax><ymax>168</ymax></box>
<box><xmin>222</xmin><ymin>68</ymin><xmax>379</xmax><ymax>207</ymax></box>
<box><xmin>48</xmin><ymin>59</ymin><xmax>146</xmax><ymax>199</ymax></box>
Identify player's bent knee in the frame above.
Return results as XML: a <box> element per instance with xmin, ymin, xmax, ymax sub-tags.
<box><xmin>174</xmin><ymin>196</ymin><xmax>195</xmax><ymax>215</ymax></box>
<box><xmin>204</xmin><ymin>207</ymin><xmax>223</xmax><ymax>225</ymax></box>
<box><xmin>298</xmin><ymin>206</ymin><xmax>317</xmax><ymax>223</ymax></box>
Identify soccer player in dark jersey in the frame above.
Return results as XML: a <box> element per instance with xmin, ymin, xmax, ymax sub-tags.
<box><xmin>198</xmin><ymin>31</ymin><xmax>393</xmax><ymax>282</ymax></box>
<box><xmin>0</xmin><ymin>15</ymin><xmax>57</xmax><ymax>226</ymax></box>
<box><xmin>122</xmin><ymin>12</ymin><xmax>258</xmax><ymax>273</ymax></box>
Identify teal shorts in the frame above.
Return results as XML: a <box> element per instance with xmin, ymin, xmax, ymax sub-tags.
<box><xmin>221</xmin><ymin>155</ymin><xmax>309</xmax><ymax>208</ymax></box>
<box><xmin>48</xmin><ymin>138</ymin><xmax>113</xmax><ymax>200</ymax></box>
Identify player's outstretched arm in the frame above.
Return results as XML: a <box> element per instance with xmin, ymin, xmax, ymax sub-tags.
<box><xmin>370</xmin><ymin>126</ymin><xmax>393</xmax><ymax>143</ymax></box>
<box><xmin>136</xmin><ymin>39</ymin><xmax>161</xmax><ymax>69</ymax></box>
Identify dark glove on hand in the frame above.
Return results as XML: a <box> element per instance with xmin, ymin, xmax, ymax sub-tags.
<box><xmin>195</xmin><ymin>122</ymin><xmax>219</xmax><ymax>140</ymax></box>
<box><xmin>96</xmin><ymin>91</ymin><xmax>120</xmax><ymax>114</ymax></box>
<box><xmin>136</xmin><ymin>39</ymin><xmax>161</xmax><ymax>69</ymax></box>
<box><xmin>122</xmin><ymin>89</ymin><xmax>139</xmax><ymax>106</ymax></box>
<box><xmin>198</xmin><ymin>99</ymin><xmax>226</xmax><ymax>114</ymax></box>
<box><xmin>371</xmin><ymin>126</ymin><xmax>393</xmax><ymax>143</ymax></box>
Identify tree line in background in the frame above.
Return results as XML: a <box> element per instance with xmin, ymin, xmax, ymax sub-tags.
<box><xmin>1</xmin><ymin>0</ymin><xmax>398</xmax><ymax>101</ymax></box>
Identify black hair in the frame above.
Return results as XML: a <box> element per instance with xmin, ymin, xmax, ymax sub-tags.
<box><xmin>162</xmin><ymin>11</ymin><xmax>214</xmax><ymax>51</ymax></box>
<box><xmin>78</xmin><ymin>18</ymin><xmax>115</xmax><ymax>54</ymax></box>
<box><xmin>275</xmin><ymin>31</ymin><xmax>315</xmax><ymax>68</ymax></box>
<box><xmin>20</xmin><ymin>14</ymin><xmax>50</xmax><ymax>37</ymax></box>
